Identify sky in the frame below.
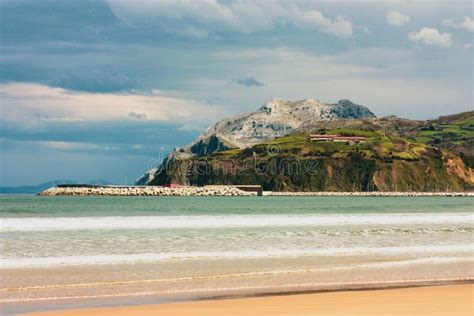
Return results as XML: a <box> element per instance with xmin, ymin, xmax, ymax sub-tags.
<box><xmin>0</xmin><ymin>0</ymin><xmax>473</xmax><ymax>186</ymax></box>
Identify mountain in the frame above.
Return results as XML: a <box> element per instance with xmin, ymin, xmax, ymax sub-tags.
<box><xmin>185</xmin><ymin>98</ymin><xmax>375</xmax><ymax>157</ymax></box>
<box><xmin>135</xmin><ymin>169</ymin><xmax>158</xmax><ymax>187</ymax></box>
<box><xmin>145</xmin><ymin>109</ymin><xmax>473</xmax><ymax>192</ymax></box>
<box><xmin>0</xmin><ymin>179</ymin><xmax>112</xmax><ymax>194</ymax></box>
<box><xmin>136</xmin><ymin>98</ymin><xmax>375</xmax><ymax>185</ymax></box>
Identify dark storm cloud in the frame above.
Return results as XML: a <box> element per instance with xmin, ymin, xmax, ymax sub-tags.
<box><xmin>233</xmin><ymin>76</ymin><xmax>265</xmax><ymax>87</ymax></box>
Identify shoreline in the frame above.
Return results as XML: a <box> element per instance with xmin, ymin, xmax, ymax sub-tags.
<box><xmin>22</xmin><ymin>283</ymin><xmax>474</xmax><ymax>316</ymax></box>
<box><xmin>38</xmin><ymin>185</ymin><xmax>474</xmax><ymax>197</ymax></box>
<box><xmin>7</xmin><ymin>277</ymin><xmax>473</xmax><ymax>314</ymax></box>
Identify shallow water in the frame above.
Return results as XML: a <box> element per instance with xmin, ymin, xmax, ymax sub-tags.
<box><xmin>0</xmin><ymin>196</ymin><xmax>473</xmax><ymax>313</ymax></box>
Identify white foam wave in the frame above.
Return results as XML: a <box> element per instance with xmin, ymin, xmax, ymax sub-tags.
<box><xmin>1</xmin><ymin>244</ymin><xmax>472</xmax><ymax>268</ymax></box>
<box><xmin>1</xmin><ymin>213</ymin><xmax>473</xmax><ymax>232</ymax></box>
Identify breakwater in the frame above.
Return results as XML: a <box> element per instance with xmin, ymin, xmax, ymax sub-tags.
<box><xmin>38</xmin><ymin>186</ymin><xmax>473</xmax><ymax>197</ymax></box>
<box><xmin>39</xmin><ymin>186</ymin><xmax>251</xmax><ymax>196</ymax></box>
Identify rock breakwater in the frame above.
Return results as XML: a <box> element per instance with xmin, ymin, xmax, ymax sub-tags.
<box><xmin>39</xmin><ymin>186</ymin><xmax>252</xmax><ymax>196</ymax></box>
<box><xmin>39</xmin><ymin>186</ymin><xmax>473</xmax><ymax>197</ymax></box>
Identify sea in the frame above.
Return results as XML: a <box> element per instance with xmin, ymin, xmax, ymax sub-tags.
<box><xmin>1</xmin><ymin>196</ymin><xmax>473</xmax><ymax>314</ymax></box>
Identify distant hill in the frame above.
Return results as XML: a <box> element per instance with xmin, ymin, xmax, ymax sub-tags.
<box><xmin>0</xmin><ymin>179</ymin><xmax>112</xmax><ymax>194</ymax></box>
<box><xmin>297</xmin><ymin>111</ymin><xmax>474</xmax><ymax>167</ymax></box>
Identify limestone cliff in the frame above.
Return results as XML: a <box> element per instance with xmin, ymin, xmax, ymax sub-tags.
<box><xmin>186</xmin><ymin>98</ymin><xmax>375</xmax><ymax>155</ymax></box>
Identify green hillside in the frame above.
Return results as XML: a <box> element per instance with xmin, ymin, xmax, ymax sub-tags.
<box><xmin>416</xmin><ymin>112</ymin><xmax>474</xmax><ymax>167</ymax></box>
<box><xmin>150</xmin><ymin>112</ymin><xmax>474</xmax><ymax>192</ymax></box>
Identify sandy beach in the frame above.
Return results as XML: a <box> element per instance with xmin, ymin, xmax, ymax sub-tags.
<box><xmin>24</xmin><ymin>284</ymin><xmax>473</xmax><ymax>316</ymax></box>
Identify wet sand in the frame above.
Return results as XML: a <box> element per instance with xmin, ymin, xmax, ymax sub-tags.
<box><xmin>24</xmin><ymin>284</ymin><xmax>473</xmax><ymax>316</ymax></box>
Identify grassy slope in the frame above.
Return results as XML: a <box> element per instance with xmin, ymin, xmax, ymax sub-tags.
<box><xmin>414</xmin><ymin>112</ymin><xmax>474</xmax><ymax>167</ymax></box>
<box><xmin>214</xmin><ymin>129</ymin><xmax>429</xmax><ymax>162</ymax></box>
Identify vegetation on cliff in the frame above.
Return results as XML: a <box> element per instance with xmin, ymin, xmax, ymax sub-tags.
<box><xmin>149</xmin><ymin>112</ymin><xmax>473</xmax><ymax>192</ymax></box>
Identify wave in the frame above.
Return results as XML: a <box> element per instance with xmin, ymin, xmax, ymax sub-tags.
<box><xmin>278</xmin><ymin>227</ymin><xmax>474</xmax><ymax>237</ymax></box>
<box><xmin>1</xmin><ymin>213</ymin><xmax>473</xmax><ymax>232</ymax></box>
<box><xmin>1</xmin><ymin>244</ymin><xmax>472</xmax><ymax>268</ymax></box>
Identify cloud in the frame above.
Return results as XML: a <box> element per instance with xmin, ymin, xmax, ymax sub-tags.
<box><xmin>214</xmin><ymin>47</ymin><xmax>405</xmax><ymax>82</ymax></box>
<box><xmin>386</xmin><ymin>11</ymin><xmax>410</xmax><ymax>26</ymax></box>
<box><xmin>51</xmin><ymin>70</ymin><xmax>137</xmax><ymax>93</ymax></box>
<box><xmin>38</xmin><ymin>141</ymin><xmax>119</xmax><ymax>152</ymax></box>
<box><xmin>210</xmin><ymin>46</ymin><xmax>472</xmax><ymax>119</ymax></box>
<box><xmin>233</xmin><ymin>76</ymin><xmax>264</xmax><ymax>87</ymax></box>
<box><xmin>0</xmin><ymin>138</ymin><xmax>124</xmax><ymax>155</ymax></box>
<box><xmin>0</xmin><ymin>83</ymin><xmax>226</xmax><ymax>127</ymax></box>
<box><xmin>0</xmin><ymin>120</ymin><xmax>199</xmax><ymax>157</ymax></box>
<box><xmin>293</xmin><ymin>10</ymin><xmax>353</xmax><ymax>38</ymax></box>
<box><xmin>442</xmin><ymin>17</ymin><xmax>474</xmax><ymax>32</ymax></box>
<box><xmin>128</xmin><ymin>112</ymin><xmax>148</xmax><ymax>120</ymax></box>
<box><xmin>107</xmin><ymin>1</ymin><xmax>353</xmax><ymax>38</ymax></box>
<box><xmin>409</xmin><ymin>28</ymin><xmax>452</xmax><ymax>47</ymax></box>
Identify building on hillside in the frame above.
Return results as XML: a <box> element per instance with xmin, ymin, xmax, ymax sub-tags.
<box><xmin>308</xmin><ymin>134</ymin><xmax>338</xmax><ymax>142</ymax></box>
<box><xmin>309</xmin><ymin>134</ymin><xmax>366</xmax><ymax>145</ymax></box>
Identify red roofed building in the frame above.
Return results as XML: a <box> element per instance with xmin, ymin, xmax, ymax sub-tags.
<box><xmin>309</xmin><ymin>134</ymin><xmax>366</xmax><ymax>145</ymax></box>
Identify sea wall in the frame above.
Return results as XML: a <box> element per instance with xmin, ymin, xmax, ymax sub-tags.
<box><xmin>39</xmin><ymin>186</ymin><xmax>251</xmax><ymax>196</ymax></box>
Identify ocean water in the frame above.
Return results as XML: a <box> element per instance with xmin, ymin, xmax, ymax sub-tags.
<box><xmin>1</xmin><ymin>196</ymin><xmax>473</xmax><ymax>313</ymax></box>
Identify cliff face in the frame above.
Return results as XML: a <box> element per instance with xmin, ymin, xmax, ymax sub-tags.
<box><xmin>149</xmin><ymin>145</ymin><xmax>473</xmax><ymax>192</ymax></box>
<box><xmin>135</xmin><ymin>168</ymin><xmax>158</xmax><ymax>186</ymax></box>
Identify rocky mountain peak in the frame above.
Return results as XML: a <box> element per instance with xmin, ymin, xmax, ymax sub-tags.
<box><xmin>185</xmin><ymin>98</ymin><xmax>375</xmax><ymax>155</ymax></box>
<box><xmin>137</xmin><ymin>98</ymin><xmax>376</xmax><ymax>184</ymax></box>
<box><xmin>259</xmin><ymin>98</ymin><xmax>325</xmax><ymax>114</ymax></box>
